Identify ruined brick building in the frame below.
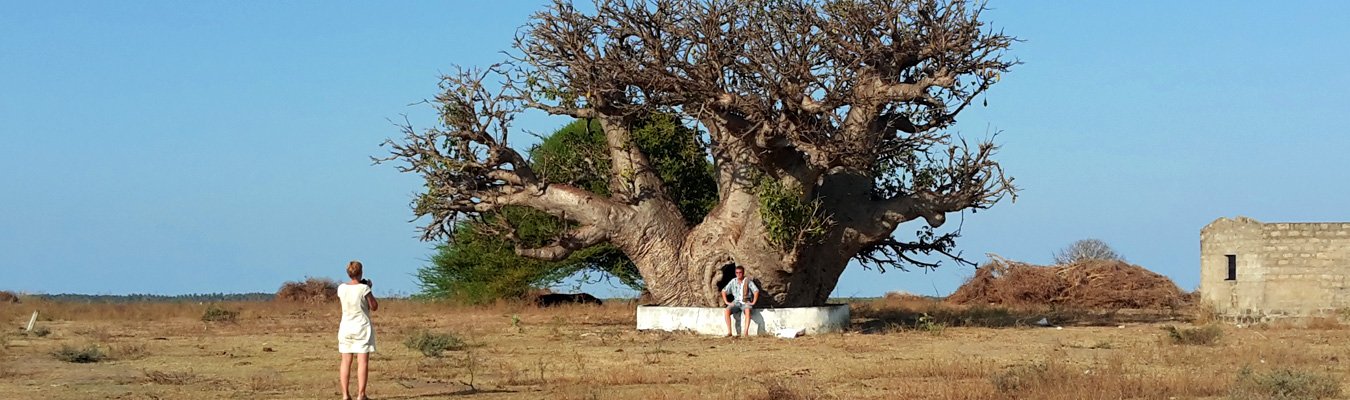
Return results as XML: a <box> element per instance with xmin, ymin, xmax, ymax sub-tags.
<box><xmin>1200</xmin><ymin>217</ymin><xmax>1350</xmax><ymax>317</ymax></box>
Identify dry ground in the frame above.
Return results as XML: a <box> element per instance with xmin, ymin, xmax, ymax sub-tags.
<box><xmin>1</xmin><ymin>297</ymin><xmax>1347</xmax><ymax>400</ymax></box>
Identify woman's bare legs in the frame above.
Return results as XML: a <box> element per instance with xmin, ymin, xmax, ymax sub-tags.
<box><xmin>356</xmin><ymin>353</ymin><xmax>370</xmax><ymax>399</ymax></box>
<box><xmin>339</xmin><ymin>353</ymin><xmax>353</xmax><ymax>399</ymax></box>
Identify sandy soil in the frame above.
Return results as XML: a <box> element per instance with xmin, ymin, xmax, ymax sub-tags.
<box><xmin>1</xmin><ymin>299</ymin><xmax>1346</xmax><ymax>399</ymax></box>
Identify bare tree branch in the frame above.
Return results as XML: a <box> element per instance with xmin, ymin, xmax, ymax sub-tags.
<box><xmin>375</xmin><ymin>65</ymin><xmax>633</xmax><ymax>241</ymax></box>
<box><xmin>515</xmin><ymin>225</ymin><xmax>611</xmax><ymax>261</ymax></box>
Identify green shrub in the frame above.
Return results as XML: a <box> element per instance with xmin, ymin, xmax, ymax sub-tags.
<box><xmin>201</xmin><ymin>304</ymin><xmax>239</xmax><ymax>323</ymax></box>
<box><xmin>756</xmin><ymin>178</ymin><xmax>830</xmax><ymax>249</ymax></box>
<box><xmin>916</xmin><ymin>313</ymin><xmax>946</xmax><ymax>336</ymax></box>
<box><xmin>52</xmin><ymin>344</ymin><xmax>105</xmax><ymax>363</ymax></box>
<box><xmin>404</xmin><ymin>330</ymin><xmax>466</xmax><ymax>357</ymax></box>
<box><xmin>1230</xmin><ymin>367</ymin><xmax>1341</xmax><ymax>400</ymax></box>
<box><xmin>1162</xmin><ymin>324</ymin><xmax>1222</xmax><ymax>345</ymax></box>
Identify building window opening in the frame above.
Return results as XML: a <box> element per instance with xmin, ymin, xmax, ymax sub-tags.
<box><xmin>1225</xmin><ymin>255</ymin><xmax>1237</xmax><ymax>281</ymax></box>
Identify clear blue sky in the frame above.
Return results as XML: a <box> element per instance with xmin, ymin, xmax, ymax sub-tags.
<box><xmin>3</xmin><ymin>1</ymin><xmax>1348</xmax><ymax>298</ymax></box>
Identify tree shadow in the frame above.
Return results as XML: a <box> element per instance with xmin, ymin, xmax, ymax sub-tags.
<box><xmin>850</xmin><ymin>300</ymin><xmax>1189</xmax><ymax>334</ymax></box>
<box><xmin>386</xmin><ymin>387</ymin><xmax>517</xmax><ymax>398</ymax></box>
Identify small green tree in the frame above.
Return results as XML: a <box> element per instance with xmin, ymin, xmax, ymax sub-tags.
<box><xmin>415</xmin><ymin>116</ymin><xmax>715</xmax><ymax>302</ymax></box>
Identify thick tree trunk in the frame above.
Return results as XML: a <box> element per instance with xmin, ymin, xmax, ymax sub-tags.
<box><xmin>616</xmin><ymin>186</ymin><xmax>861</xmax><ymax>307</ymax></box>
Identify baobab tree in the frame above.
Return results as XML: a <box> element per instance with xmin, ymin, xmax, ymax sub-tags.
<box><xmin>382</xmin><ymin>0</ymin><xmax>1017</xmax><ymax>307</ymax></box>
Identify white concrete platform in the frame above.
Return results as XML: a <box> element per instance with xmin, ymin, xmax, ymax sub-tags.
<box><xmin>635</xmin><ymin>304</ymin><xmax>850</xmax><ymax>336</ymax></box>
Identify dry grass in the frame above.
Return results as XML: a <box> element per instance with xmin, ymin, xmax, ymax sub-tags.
<box><xmin>0</xmin><ymin>298</ymin><xmax>1346</xmax><ymax>399</ymax></box>
<box><xmin>1304</xmin><ymin>316</ymin><xmax>1343</xmax><ymax>330</ymax></box>
<box><xmin>244</xmin><ymin>369</ymin><xmax>289</xmax><ymax>392</ymax></box>
<box><xmin>1162</xmin><ymin>324</ymin><xmax>1224</xmax><ymax>345</ymax></box>
<box><xmin>986</xmin><ymin>358</ymin><xmax>1230</xmax><ymax>400</ymax></box>
<box><xmin>1230</xmin><ymin>367</ymin><xmax>1342</xmax><ymax>400</ymax></box>
<box><xmin>1187</xmin><ymin>298</ymin><xmax>1222</xmax><ymax>325</ymax></box>
<box><xmin>75</xmin><ymin>325</ymin><xmax>112</xmax><ymax>341</ymax></box>
<box><xmin>141</xmin><ymin>369</ymin><xmax>200</xmax><ymax>385</ymax></box>
<box><xmin>109</xmin><ymin>342</ymin><xmax>149</xmax><ymax>360</ymax></box>
<box><xmin>404</xmin><ymin>330</ymin><xmax>467</xmax><ymax>356</ymax></box>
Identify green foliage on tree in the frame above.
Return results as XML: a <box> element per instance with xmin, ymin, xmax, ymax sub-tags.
<box><xmin>416</xmin><ymin>115</ymin><xmax>715</xmax><ymax>302</ymax></box>
<box><xmin>755</xmin><ymin>178</ymin><xmax>830</xmax><ymax>250</ymax></box>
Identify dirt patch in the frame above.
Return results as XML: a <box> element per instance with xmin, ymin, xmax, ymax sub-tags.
<box><xmin>947</xmin><ymin>256</ymin><xmax>1186</xmax><ymax>309</ymax></box>
<box><xmin>2</xmin><ymin>299</ymin><xmax>1346</xmax><ymax>399</ymax></box>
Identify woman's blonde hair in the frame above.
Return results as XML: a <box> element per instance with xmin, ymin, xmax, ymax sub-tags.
<box><xmin>346</xmin><ymin>260</ymin><xmax>364</xmax><ymax>279</ymax></box>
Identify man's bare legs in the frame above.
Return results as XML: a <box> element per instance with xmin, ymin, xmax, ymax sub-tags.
<box><xmin>723</xmin><ymin>307</ymin><xmax>734</xmax><ymax>336</ymax></box>
<box><xmin>742</xmin><ymin>308</ymin><xmax>752</xmax><ymax>337</ymax></box>
<box><xmin>356</xmin><ymin>353</ymin><xmax>369</xmax><ymax>399</ymax></box>
<box><xmin>339</xmin><ymin>353</ymin><xmax>353</xmax><ymax>400</ymax></box>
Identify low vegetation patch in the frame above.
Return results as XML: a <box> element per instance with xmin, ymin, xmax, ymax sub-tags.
<box><xmin>988</xmin><ymin>360</ymin><xmax>1227</xmax><ymax>399</ymax></box>
<box><xmin>1230</xmin><ymin>367</ymin><xmax>1341</xmax><ymax>400</ymax></box>
<box><xmin>404</xmin><ymin>330</ymin><xmax>466</xmax><ymax>357</ymax></box>
<box><xmin>200</xmin><ymin>304</ymin><xmax>239</xmax><ymax>323</ymax></box>
<box><xmin>110</xmin><ymin>343</ymin><xmax>149</xmax><ymax>360</ymax></box>
<box><xmin>915</xmin><ymin>313</ymin><xmax>946</xmax><ymax>336</ymax></box>
<box><xmin>990</xmin><ymin>362</ymin><xmax>1076</xmax><ymax>394</ymax></box>
<box><xmin>52</xmin><ymin>344</ymin><xmax>106</xmax><ymax>363</ymax></box>
<box><xmin>244</xmin><ymin>370</ymin><xmax>288</xmax><ymax>391</ymax></box>
<box><xmin>29</xmin><ymin>326</ymin><xmax>51</xmax><ymax>337</ymax></box>
<box><xmin>0</xmin><ymin>290</ymin><xmax>19</xmax><ymax>303</ymax></box>
<box><xmin>1162</xmin><ymin>324</ymin><xmax>1223</xmax><ymax>345</ymax></box>
<box><xmin>755</xmin><ymin>378</ymin><xmax>835</xmax><ymax>400</ymax></box>
<box><xmin>1303</xmin><ymin>317</ymin><xmax>1342</xmax><ymax>330</ymax></box>
<box><xmin>142</xmin><ymin>369</ymin><xmax>198</xmax><ymax>385</ymax></box>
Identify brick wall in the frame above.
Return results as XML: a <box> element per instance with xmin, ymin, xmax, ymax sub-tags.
<box><xmin>1200</xmin><ymin>217</ymin><xmax>1350</xmax><ymax>317</ymax></box>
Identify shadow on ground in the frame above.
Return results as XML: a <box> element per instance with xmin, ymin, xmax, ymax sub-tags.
<box><xmin>850</xmin><ymin>300</ymin><xmax>1189</xmax><ymax>334</ymax></box>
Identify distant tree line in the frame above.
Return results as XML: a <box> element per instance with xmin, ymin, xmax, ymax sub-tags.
<box><xmin>28</xmin><ymin>293</ymin><xmax>274</xmax><ymax>303</ymax></box>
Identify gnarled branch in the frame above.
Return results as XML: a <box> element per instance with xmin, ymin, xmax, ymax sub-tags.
<box><xmin>514</xmin><ymin>225</ymin><xmax>611</xmax><ymax>261</ymax></box>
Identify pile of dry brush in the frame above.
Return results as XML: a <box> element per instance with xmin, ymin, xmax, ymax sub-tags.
<box><xmin>275</xmin><ymin>278</ymin><xmax>338</xmax><ymax>304</ymax></box>
<box><xmin>0</xmin><ymin>290</ymin><xmax>19</xmax><ymax>303</ymax></box>
<box><xmin>947</xmin><ymin>256</ymin><xmax>1187</xmax><ymax>309</ymax></box>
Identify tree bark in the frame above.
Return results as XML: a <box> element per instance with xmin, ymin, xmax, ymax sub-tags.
<box><xmin>613</xmin><ymin>183</ymin><xmax>863</xmax><ymax>307</ymax></box>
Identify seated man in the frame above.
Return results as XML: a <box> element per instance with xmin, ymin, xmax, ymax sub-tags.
<box><xmin>722</xmin><ymin>265</ymin><xmax>760</xmax><ymax>337</ymax></box>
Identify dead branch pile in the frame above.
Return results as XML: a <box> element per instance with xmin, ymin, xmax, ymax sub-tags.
<box><xmin>275</xmin><ymin>278</ymin><xmax>339</xmax><ymax>304</ymax></box>
<box><xmin>0</xmin><ymin>290</ymin><xmax>19</xmax><ymax>303</ymax></box>
<box><xmin>947</xmin><ymin>256</ymin><xmax>1185</xmax><ymax>309</ymax></box>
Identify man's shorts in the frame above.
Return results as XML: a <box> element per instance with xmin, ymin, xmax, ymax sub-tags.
<box><xmin>727</xmin><ymin>302</ymin><xmax>752</xmax><ymax>313</ymax></box>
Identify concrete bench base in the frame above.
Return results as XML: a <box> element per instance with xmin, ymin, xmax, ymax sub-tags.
<box><xmin>635</xmin><ymin>304</ymin><xmax>850</xmax><ymax>336</ymax></box>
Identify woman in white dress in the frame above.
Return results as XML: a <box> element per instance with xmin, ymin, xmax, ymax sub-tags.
<box><xmin>337</xmin><ymin>260</ymin><xmax>378</xmax><ymax>400</ymax></box>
